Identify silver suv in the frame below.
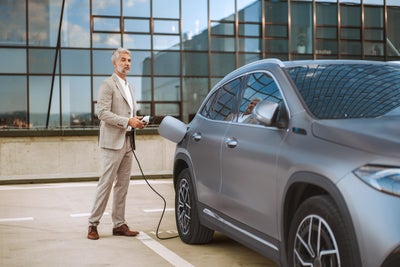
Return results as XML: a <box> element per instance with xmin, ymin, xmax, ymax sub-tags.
<box><xmin>159</xmin><ymin>59</ymin><xmax>400</xmax><ymax>267</ymax></box>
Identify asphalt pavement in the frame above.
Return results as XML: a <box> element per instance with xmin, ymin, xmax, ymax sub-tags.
<box><xmin>0</xmin><ymin>179</ymin><xmax>277</xmax><ymax>267</ymax></box>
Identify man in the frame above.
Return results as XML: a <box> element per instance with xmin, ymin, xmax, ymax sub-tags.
<box><xmin>238</xmin><ymin>98</ymin><xmax>260</xmax><ymax>123</ymax></box>
<box><xmin>87</xmin><ymin>48</ymin><xmax>146</xmax><ymax>240</ymax></box>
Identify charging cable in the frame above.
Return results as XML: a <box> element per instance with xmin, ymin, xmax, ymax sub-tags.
<box><xmin>130</xmin><ymin>129</ymin><xmax>178</xmax><ymax>240</ymax></box>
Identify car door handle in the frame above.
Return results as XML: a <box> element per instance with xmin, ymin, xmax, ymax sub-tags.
<box><xmin>192</xmin><ymin>132</ymin><xmax>202</xmax><ymax>142</ymax></box>
<box><xmin>225</xmin><ymin>137</ymin><xmax>238</xmax><ymax>148</ymax></box>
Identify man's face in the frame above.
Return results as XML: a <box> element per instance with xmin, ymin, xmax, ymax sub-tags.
<box><xmin>245</xmin><ymin>99</ymin><xmax>260</xmax><ymax>113</ymax></box>
<box><xmin>114</xmin><ymin>52</ymin><xmax>131</xmax><ymax>75</ymax></box>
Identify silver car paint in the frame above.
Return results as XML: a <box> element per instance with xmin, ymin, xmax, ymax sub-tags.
<box><xmin>159</xmin><ymin>59</ymin><xmax>400</xmax><ymax>267</ymax></box>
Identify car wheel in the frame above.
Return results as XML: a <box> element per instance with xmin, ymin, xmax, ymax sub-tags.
<box><xmin>288</xmin><ymin>195</ymin><xmax>360</xmax><ymax>267</ymax></box>
<box><xmin>175</xmin><ymin>168</ymin><xmax>214</xmax><ymax>244</ymax></box>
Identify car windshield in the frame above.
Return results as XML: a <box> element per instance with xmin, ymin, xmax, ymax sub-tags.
<box><xmin>287</xmin><ymin>63</ymin><xmax>400</xmax><ymax>119</ymax></box>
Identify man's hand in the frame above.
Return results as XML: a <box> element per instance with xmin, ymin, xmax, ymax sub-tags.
<box><xmin>128</xmin><ymin>116</ymin><xmax>145</xmax><ymax>129</ymax></box>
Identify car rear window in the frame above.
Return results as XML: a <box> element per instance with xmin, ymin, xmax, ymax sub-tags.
<box><xmin>287</xmin><ymin>63</ymin><xmax>400</xmax><ymax>119</ymax></box>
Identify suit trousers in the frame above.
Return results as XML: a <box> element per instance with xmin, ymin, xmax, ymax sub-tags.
<box><xmin>88</xmin><ymin>136</ymin><xmax>133</xmax><ymax>228</ymax></box>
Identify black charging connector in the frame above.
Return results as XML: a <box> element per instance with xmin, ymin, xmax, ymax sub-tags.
<box><xmin>130</xmin><ymin>129</ymin><xmax>178</xmax><ymax>240</ymax></box>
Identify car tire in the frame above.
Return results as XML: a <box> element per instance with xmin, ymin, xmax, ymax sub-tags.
<box><xmin>288</xmin><ymin>195</ymin><xmax>360</xmax><ymax>267</ymax></box>
<box><xmin>175</xmin><ymin>168</ymin><xmax>214</xmax><ymax>244</ymax></box>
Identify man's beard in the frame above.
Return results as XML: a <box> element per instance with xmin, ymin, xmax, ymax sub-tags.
<box><xmin>117</xmin><ymin>66</ymin><xmax>130</xmax><ymax>74</ymax></box>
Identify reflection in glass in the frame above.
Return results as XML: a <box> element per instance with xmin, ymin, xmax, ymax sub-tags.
<box><xmin>387</xmin><ymin>0</ymin><xmax>400</xmax><ymax>6</ymax></box>
<box><xmin>316</xmin><ymin>27</ymin><xmax>337</xmax><ymax>39</ymax></box>
<box><xmin>183</xmin><ymin>77</ymin><xmax>208</xmax><ymax>122</ymax></box>
<box><xmin>239</xmin><ymin>24</ymin><xmax>261</xmax><ymax>37</ymax></box>
<box><xmin>154</xmin><ymin>20</ymin><xmax>179</xmax><ymax>34</ymax></box>
<box><xmin>0</xmin><ymin>76</ymin><xmax>27</xmax><ymax>128</ymax></box>
<box><xmin>266</xmin><ymin>25</ymin><xmax>288</xmax><ymax>38</ymax></box>
<box><xmin>238</xmin><ymin>53</ymin><xmax>261</xmax><ymax>67</ymax></box>
<box><xmin>153</xmin><ymin>0</ymin><xmax>179</xmax><ymax>18</ymax></box>
<box><xmin>62</xmin><ymin>0</ymin><xmax>90</xmax><ymax>47</ymax></box>
<box><xmin>183</xmin><ymin>52</ymin><xmax>209</xmax><ymax>76</ymax></box>
<box><xmin>239</xmin><ymin>38</ymin><xmax>261</xmax><ymax>52</ymax></box>
<box><xmin>61</xmin><ymin>49</ymin><xmax>90</xmax><ymax>74</ymax></box>
<box><xmin>0</xmin><ymin>49</ymin><xmax>26</xmax><ymax>73</ymax></box>
<box><xmin>28</xmin><ymin>0</ymin><xmax>62</xmax><ymax>46</ymax></box>
<box><xmin>211</xmin><ymin>22</ymin><xmax>234</xmax><ymax>36</ymax></box>
<box><xmin>210</xmin><ymin>0</ymin><xmax>235</xmax><ymax>21</ymax></box>
<box><xmin>93</xmin><ymin>17</ymin><xmax>120</xmax><ymax>32</ymax></box>
<box><xmin>364</xmin><ymin>6</ymin><xmax>383</xmax><ymax>28</ymax></box>
<box><xmin>123</xmin><ymin>0</ymin><xmax>150</xmax><ymax>17</ymax></box>
<box><xmin>29</xmin><ymin>49</ymin><xmax>56</xmax><ymax>74</ymax></box>
<box><xmin>340</xmin><ymin>3</ymin><xmax>361</xmax><ymax>27</ymax></box>
<box><xmin>291</xmin><ymin>1</ymin><xmax>313</xmax><ymax>54</ymax></box>
<box><xmin>265</xmin><ymin>39</ymin><xmax>288</xmax><ymax>54</ymax></box>
<box><xmin>92</xmin><ymin>33</ymin><xmax>121</xmax><ymax>48</ymax></box>
<box><xmin>155</xmin><ymin>103</ymin><xmax>179</xmax><ymax>117</ymax></box>
<box><xmin>93</xmin><ymin>76</ymin><xmax>109</xmax><ymax>101</ymax></box>
<box><xmin>153</xmin><ymin>52</ymin><xmax>180</xmax><ymax>75</ymax></box>
<box><xmin>265</xmin><ymin>0</ymin><xmax>288</xmax><ymax>24</ymax></box>
<box><xmin>92</xmin><ymin>0</ymin><xmax>120</xmax><ymax>16</ymax></box>
<box><xmin>211</xmin><ymin>37</ymin><xmax>235</xmax><ymax>52</ymax></box>
<box><xmin>92</xmin><ymin>50</ymin><xmax>114</xmax><ymax>75</ymax></box>
<box><xmin>316</xmin><ymin>40</ymin><xmax>338</xmax><ymax>55</ymax></box>
<box><xmin>130</xmin><ymin>51</ymin><xmax>152</xmax><ymax>76</ymax></box>
<box><xmin>61</xmin><ymin>76</ymin><xmax>91</xmax><ymax>127</ymax></box>
<box><xmin>131</xmin><ymin>76</ymin><xmax>151</xmax><ymax>101</ymax></box>
<box><xmin>340</xmin><ymin>41</ymin><xmax>362</xmax><ymax>55</ymax></box>
<box><xmin>210</xmin><ymin>53</ymin><xmax>235</xmax><ymax>76</ymax></box>
<box><xmin>182</xmin><ymin>0</ymin><xmax>207</xmax><ymax>43</ymax></box>
<box><xmin>153</xmin><ymin>35</ymin><xmax>180</xmax><ymax>50</ymax></box>
<box><xmin>154</xmin><ymin>77</ymin><xmax>180</xmax><ymax>101</ymax></box>
<box><xmin>0</xmin><ymin>0</ymin><xmax>26</xmax><ymax>45</ymax></box>
<box><xmin>238</xmin><ymin>0</ymin><xmax>262</xmax><ymax>22</ymax></box>
<box><xmin>136</xmin><ymin>103</ymin><xmax>151</xmax><ymax>116</ymax></box>
<box><xmin>124</xmin><ymin>19</ymin><xmax>150</xmax><ymax>33</ymax></box>
<box><xmin>387</xmin><ymin>7</ymin><xmax>400</xmax><ymax>57</ymax></box>
<box><xmin>122</xmin><ymin>0</ymin><xmax>150</xmax><ymax>17</ymax></box>
<box><xmin>124</xmin><ymin>34</ymin><xmax>151</xmax><ymax>50</ymax></box>
<box><xmin>341</xmin><ymin>28</ymin><xmax>360</xmax><ymax>40</ymax></box>
<box><xmin>30</xmin><ymin>76</ymin><xmax>58</xmax><ymax>128</ymax></box>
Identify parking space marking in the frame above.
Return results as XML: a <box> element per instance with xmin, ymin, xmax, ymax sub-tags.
<box><xmin>0</xmin><ymin>217</ymin><xmax>34</xmax><ymax>222</ymax></box>
<box><xmin>0</xmin><ymin>180</ymin><xmax>173</xmax><ymax>191</ymax></box>
<box><xmin>70</xmin><ymin>212</ymin><xmax>109</xmax><ymax>218</ymax></box>
<box><xmin>137</xmin><ymin>232</ymin><xmax>194</xmax><ymax>267</ymax></box>
<box><xmin>143</xmin><ymin>208</ymin><xmax>174</xmax><ymax>213</ymax></box>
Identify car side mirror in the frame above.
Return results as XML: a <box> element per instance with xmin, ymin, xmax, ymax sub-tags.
<box><xmin>253</xmin><ymin>100</ymin><xmax>279</xmax><ymax>126</ymax></box>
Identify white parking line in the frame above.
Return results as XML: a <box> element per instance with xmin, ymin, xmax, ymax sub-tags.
<box><xmin>70</xmin><ymin>212</ymin><xmax>109</xmax><ymax>218</ymax></box>
<box><xmin>137</xmin><ymin>232</ymin><xmax>194</xmax><ymax>267</ymax></box>
<box><xmin>143</xmin><ymin>208</ymin><xmax>174</xmax><ymax>213</ymax></box>
<box><xmin>0</xmin><ymin>180</ymin><xmax>173</xmax><ymax>191</ymax></box>
<box><xmin>0</xmin><ymin>217</ymin><xmax>34</xmax><ymax>222</ymax></box>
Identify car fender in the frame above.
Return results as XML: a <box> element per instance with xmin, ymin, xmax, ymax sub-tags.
<box><xmin>279</xmin><ymin>171</ymin><xmax>361</xmax><ymax>266</ymax></box>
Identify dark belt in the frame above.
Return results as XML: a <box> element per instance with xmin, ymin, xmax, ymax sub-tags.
<box><xmin>125</xmin><ymin>131</ymin><xmax>131</xmax><ymax>137</ymax></box>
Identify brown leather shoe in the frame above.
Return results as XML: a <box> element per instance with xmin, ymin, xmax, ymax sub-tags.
<box><xmin>112</xmin><ymin>224</ymin><xmax>139</xmax><ymax>237</ymax></box>
<box><xmin>87</xmin><ymin>226</ymin><xmax>99</xmax><ymax>240</ymax></box>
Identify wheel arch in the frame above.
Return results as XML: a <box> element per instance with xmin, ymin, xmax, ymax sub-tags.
<box><xmin>281</xmin><ymin>171</ymin><xmax>361</xmax><ymax>265</ymax></box>
<box><xmin>173</xmin><ymin>152</ymin><xmax>191</xmax><ymax>185</ymax></box>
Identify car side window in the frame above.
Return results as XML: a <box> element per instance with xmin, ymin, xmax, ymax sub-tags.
<box><xmin>200</xmin><ymin>78</ymin><xmax>243</xmax><ymax>121</ymax></box>
<box><xmin>237</xmin><ymin>72</ymin><xmax>283</xmax><ymax>125</ymax></box>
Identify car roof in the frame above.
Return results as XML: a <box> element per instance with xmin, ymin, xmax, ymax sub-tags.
<box><xmin>212</xmin><ymin>58</ymin><xmax>396</xmax><ymax>95</ymax></box>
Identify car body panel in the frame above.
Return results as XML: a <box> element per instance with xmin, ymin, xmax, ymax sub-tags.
<box><xmin>159</xmin><ymin>59</ymin><xmax>400</xmax><ymax>267</ymax></box>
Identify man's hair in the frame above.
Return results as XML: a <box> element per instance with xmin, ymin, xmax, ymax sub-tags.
<box><xmin>111</xmin><ymin>47</ymin><xmax>131</xmax><ymax>63</ymax></box>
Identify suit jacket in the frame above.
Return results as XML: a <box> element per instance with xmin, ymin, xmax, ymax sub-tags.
<box><xmin>97</xmin><ymin>73</ymin><xmax>136</xmax><ymax>150</ymax></box>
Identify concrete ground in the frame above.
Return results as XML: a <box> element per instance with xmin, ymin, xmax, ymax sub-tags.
<box><xmin>0</xmin><ymin>179</ymin><xmax>278</xmax><ymax>267</ymax></box>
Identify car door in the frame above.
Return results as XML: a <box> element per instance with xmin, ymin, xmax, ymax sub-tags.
<box><xmin>220</xmin><ymin>71</ymin><xmax>288</xmax><ymax>238</ymax></box>
<box><xmin>187</xmin><ymin>77</ymin><xmax>244</xmax><ymax>207</ymax></box>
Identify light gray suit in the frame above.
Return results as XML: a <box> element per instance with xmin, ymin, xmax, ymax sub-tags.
<box><xmin>89</xmin><ymin>73</ymin><xmax>136</xmax><ymax>228</ymax></box>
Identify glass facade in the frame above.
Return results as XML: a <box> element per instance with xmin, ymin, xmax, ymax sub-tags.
<box><xmin>1</xmin><ymin>0</ymin><xmax>400</xmax><ymax>130</ymax></box>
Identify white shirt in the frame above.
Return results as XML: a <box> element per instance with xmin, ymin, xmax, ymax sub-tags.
<box><xmin>116</xmin><ymin>75</ymin><xmax>134</xmax><ymax>130</ymax></box>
